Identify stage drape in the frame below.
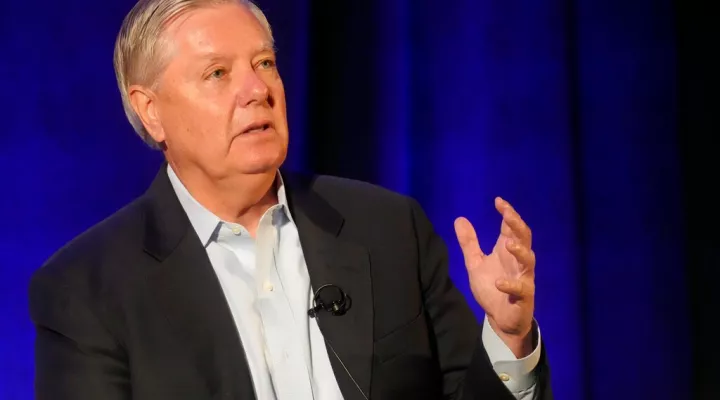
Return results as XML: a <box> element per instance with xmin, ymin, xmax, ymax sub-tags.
<box><xmin>0</xmin><ymin>0</ymin><xmax>701</xmax><ymax>398</ymax></box>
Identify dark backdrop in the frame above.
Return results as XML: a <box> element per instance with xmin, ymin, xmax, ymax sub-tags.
<box><xmin>676</xmin><ymin>0</ymin><xmax>719</xmax><ymax>397</ymax></box>
<box><xmin>0</xmin><ymin>0</ymin><xmax>714</xmax><ymax>399</ymax></box>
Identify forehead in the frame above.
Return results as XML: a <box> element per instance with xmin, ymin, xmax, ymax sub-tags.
<box><xmin>163</xmin><ymin>3</ymin><xmax>272</xmax><ymax>58</ymax></box>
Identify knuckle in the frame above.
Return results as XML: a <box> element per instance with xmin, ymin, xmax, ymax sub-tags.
<box><xmin>514</xmin><ymin>281</ymin><xmax>524</xmax><ymax>292</ymax></box>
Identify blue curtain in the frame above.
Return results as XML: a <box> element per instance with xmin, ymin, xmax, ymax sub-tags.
<box><xmin>0</xmin><ymin>0</ymin><xmax>688</xmax><ymax>399</ymax></box>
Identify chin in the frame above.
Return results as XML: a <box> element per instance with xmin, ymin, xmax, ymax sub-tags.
<box><xmin>227</xmin><ymin>133</ymin><xmax>287</xmax><ymax>173</ymax></box>
<box><xmin>236</xmin><ymin>151</ymin><xmax>286</xmax><ymax>175</ymax></box>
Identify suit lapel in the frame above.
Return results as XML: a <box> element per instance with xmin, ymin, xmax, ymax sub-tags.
<box><xmin>284</xmin><ymin>173</ymin><xmax>374</xmax><ymax>400</ymax></box>
<box><xmin>142</xmin><ymin>165</ymin><xmax>255</xmax><ymax>400</ymax></box>
<box><xmin>138</xmin><ymin>165</ymin><xmax>374</xmax><ymax>400</ymax></box>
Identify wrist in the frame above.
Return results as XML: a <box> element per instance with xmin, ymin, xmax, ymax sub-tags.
<box><xmin>488</xmin><ymin>318</ymin><xmax>534</xmax><ymax>358</ymax></box>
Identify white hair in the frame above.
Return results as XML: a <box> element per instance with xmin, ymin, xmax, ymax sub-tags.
<box><xmin>113</xmin><ymin>0</ymin><xmax>273</xmax><ymax>148</ymax></box>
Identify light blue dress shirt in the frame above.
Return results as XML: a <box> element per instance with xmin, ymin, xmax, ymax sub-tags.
<box><xmin>167</xmin><ymin>165</ymin><xmax>541</xmax><ymax>399</ymax></box>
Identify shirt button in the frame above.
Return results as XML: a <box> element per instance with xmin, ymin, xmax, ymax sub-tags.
<box><xmin>263</xmin><ymin>282</ymin><xmax>274</xmax><ymax>292</ymax></box>
<box><xmin>498</xmin><ymin>373</ymin><xmax>511</xmax><ymax>382</ymax></box>
<box><xmin>231</xmin><ymin>226</ymin><xmax>242</xmax><ymax>235</ymax></box>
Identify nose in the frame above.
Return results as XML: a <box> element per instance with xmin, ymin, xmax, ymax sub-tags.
<box><xmin>237</xmin><ymin>70</ymin><xmax>269</xmax><ymax>107</ymax></box>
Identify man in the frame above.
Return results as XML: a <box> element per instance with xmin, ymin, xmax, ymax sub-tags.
<box><xmin>29</xmin><ymin>0</ymin><xmax>552</xmax><ymax>399</ymax></box>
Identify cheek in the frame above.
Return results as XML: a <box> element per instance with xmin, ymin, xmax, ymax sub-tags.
<box><xmin>263</xmin><ymin>73</ymin><xmax>285</xmax><ymax>103</ymax></box>
<box><xmin>164</xmin><ymin>96</ymin><xmax>227</xmax><ymax>144</ymax></box>
<box><xmin>268</xmin><ymin>80</ymin><xmax>288</xmax><ymax>127</ymax></box>
<box><xmin>161</xmin><ymin>115</ymin><xmax>219</xmax><ymax>163</ymax></box>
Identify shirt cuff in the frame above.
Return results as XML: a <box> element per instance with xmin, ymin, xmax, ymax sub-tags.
<box><xmin>481</xmin><ymin>315</ymin><xmax>541</xmax><ymax>393</ymax></box>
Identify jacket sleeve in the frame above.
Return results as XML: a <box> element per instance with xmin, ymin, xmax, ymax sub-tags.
<box><xmin>407</xmin><ymin>197</ymin><xmax>553</xmax><ymax>400</ymax></box>
<box><xmin>29</xmin><ymin>269</ymin><xmax>130</xmax><ymax>400</ymax></box>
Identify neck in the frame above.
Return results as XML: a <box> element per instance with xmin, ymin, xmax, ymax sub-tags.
<box><xmin>168</xmin><ymin>160</ymin><xmax>278</xmax><ymax>236</ymax></box>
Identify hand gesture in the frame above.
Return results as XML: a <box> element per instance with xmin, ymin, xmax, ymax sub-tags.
<box><xmin>454</xmin><ymin>197</ymin><xmax>536</xmax><ymax>356</ymax></box>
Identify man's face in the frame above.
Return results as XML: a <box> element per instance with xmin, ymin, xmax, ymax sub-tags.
<box><xmin>148</xmin><ymin>3</ymin><xmax>288</xmax><ymax>178</ymax></box>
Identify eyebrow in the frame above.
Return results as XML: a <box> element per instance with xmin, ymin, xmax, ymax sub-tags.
<box><xmin>195</xmin><ymin>42</ymin><xmax>276</xmax><ymax>61</ymax></box>
<box><xmin>256</xmin><ymin>41</ymin><xmax>277</xmax><ymax>55</ymax></box>
<box><xmin>195</xmin><ymin>51</ymin><xmax>229</xmax><ymax>62</ymax></box>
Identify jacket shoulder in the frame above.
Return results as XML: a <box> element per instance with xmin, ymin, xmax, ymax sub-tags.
<box><xmin>30</xmin><ymin>195</ymin><xmax>149</xmax><ymax>288</ymax></box>
<box><xmin>308</xmin><ymin>174</ymin><xmax>412</xmax><ymax>207</ymax></box>
<box><xmin>296</xmin><ymin>174</ymin><xmax>429</xmax><ymax>236</ymax></box>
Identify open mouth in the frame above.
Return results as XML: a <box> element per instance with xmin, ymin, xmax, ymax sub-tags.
<box><xmin>242</xmin><ymin>122</ymin><xmax>272</xmax><ymax>134</ymax></box>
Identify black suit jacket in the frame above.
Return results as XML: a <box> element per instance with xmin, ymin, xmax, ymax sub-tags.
<box><xmin>29</xmin><ymin>165</ymin><xmax>552</xmax><ymax>400</ymax></box>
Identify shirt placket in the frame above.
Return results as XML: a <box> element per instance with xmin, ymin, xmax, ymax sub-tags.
<box><xmin>255</xmin><ymin>207</ymin><xmax>315</xmax><ymax>399</ymax></box>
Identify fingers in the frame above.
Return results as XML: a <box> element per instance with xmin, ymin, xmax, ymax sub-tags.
<box><xmin>505</xmin><ymin>239</ymin><xmax>536</xmax><ymax>272</ymax></box>
<box><xmin>495</xmin><ymin>197</ymin><xmax>532</xmax><ymax>248</ymax></box>
<box><xmin>454</xmin><ymin>217</ymin><xmax>485</xmax><ymax>269</ymax></box>
<box><xmin>496</xmin><ymin>278</ymin><xmax>535</xmax><ymax>299</ymax></box>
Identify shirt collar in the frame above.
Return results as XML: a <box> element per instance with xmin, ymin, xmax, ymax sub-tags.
<box><xmin>166</xmin><ymin>164</ymin><xmax>292</xmax><ymax>247</ymax></box>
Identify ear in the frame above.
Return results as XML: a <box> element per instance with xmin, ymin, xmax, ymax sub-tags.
<box><xmin>128</xmin><ymin>85</ymin><xmax>166</xmax><ymax>144</ymax></box>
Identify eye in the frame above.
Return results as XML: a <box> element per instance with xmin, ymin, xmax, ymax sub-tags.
<box><xmin>207</xmin><ymin>68</ymin><xmax>227</xmax><ymax>80</ymax></box>
<box><xmin>257</xmin><ymin>59</ymin><xmax>276</xmax><ymax>69</ymax></box>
